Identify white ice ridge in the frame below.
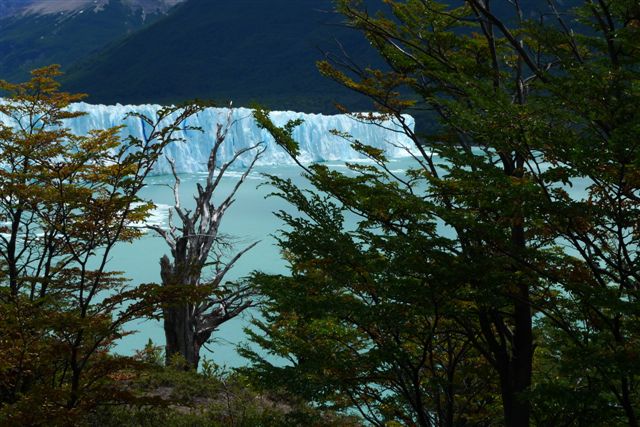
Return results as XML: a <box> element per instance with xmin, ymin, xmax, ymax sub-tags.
<box><xmin>5</xmin><ymin>102</ymin><xmax>416</xmax><ymax>175</ymax></box>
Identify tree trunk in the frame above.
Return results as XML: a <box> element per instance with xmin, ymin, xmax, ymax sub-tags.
<box><xmin>153</xmin><ymin>125</ymin><xmax>262</xmax><ymax>370</ymax></box>
<box><xmin>502</xmin><ymin>224</ymin><xmax>533</xmax><ymax>427</ymax></box>
<box><xmin>483</xmin><ymin>307</ymin><xmax>532</xmax><ymax>427</ymax></box>
<box><xmin>160</xmin><ymin>255</ymin><xmax>200</xmax><ymax>369</ymax></box>
<box><xmin>479</xmin><ymin>221</ymin><xmax>533</xmax><ymax>427</ymax></box>
<box><xmin>500</xmin><ymin>379</ymin><xmax>530</xmax><ymax>427</ymax></box>
<box><xmin>498</xmin><ymin>321</ymin><xmax>532</xmax><ymax>427</ymax></box>
<box><xmin>163</xmin><ymin>304</ymin><xmax>200</xmax><ymax>368</ymax></box>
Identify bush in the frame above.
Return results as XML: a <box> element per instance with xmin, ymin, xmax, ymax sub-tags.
<box><xmin>89</xmin><ymin>362</ymin><xmax>359</xmax><ymax>427</ymax></box>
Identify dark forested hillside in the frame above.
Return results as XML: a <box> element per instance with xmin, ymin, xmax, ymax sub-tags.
<box><xmin>62</xmin><ymin>0</ymin><xmax>384</xmax><ymax>112</ymax></box>
<box><xmin>0</xmin><ymin>1</ymin><xmax>26</xmax><ymax>19</ymax></box>
<box><xmin>0</xmin><ymin>0</ymin><xmax>568</xmax><ymax>112</ymax></box>
<box><xmin>0</xmin><ymin>0</ymin><xmax>181</xmax><ymax>82</ymax></box>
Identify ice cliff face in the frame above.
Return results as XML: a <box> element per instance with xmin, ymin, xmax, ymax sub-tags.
<box><xmin>0</xmin><ymin>102</ymin><xmax>415</xmax><ymax>175</ymax></box>
<box><xmin>61</xmin><ymin>103</ymin><xmax>416</xmax><ymax>175</ymax></box>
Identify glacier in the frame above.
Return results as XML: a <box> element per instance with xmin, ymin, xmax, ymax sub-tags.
<box><xmin>4</xmin><ymin>102</ymin><xmax>416</xmax><ymax>175</ymax></box>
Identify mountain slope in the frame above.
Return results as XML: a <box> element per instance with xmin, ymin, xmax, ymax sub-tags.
<box><xmin>62</xmin><ymin>0</ymin><xmax>383</xmax><ymax>112</ymax></box>
<box><xmin>0</xmin><ymin>1</ymin><xmax>28</xmax><ymax>19</ymax></box>
<box><xmin>0</xmin><ymin>0</ymin><xmax>183</xmax><ymax>18</ymax></box>
<box><xmin>0</xmin><ymin>0</ymin><xmax>184</xmax><ymax>82</ymax></box>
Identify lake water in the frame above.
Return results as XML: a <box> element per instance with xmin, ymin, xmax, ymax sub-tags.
<box><xmin>112</xmin><ymin>154</ymin><xmax>591</xmax><ymax>367</ymax></box>
<box><xmin>113</xmin><ymin>158</ymin><xmax>419</xmax><ymax>367</ymax></box>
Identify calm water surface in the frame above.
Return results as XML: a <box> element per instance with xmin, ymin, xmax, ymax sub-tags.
<box><xmin>112</xmin><ymin>156</ymin><xmax>588</xmax><ymax>367</ymax></box>
<box><xmin>113</xmin><ymin>159</ymin><xmax>415</xmax><ymax>366</ymax></box>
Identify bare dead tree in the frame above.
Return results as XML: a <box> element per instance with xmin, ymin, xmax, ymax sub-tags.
<box><xmin>148</xmin><ymin>108</ymin><xmax>265</xmax><ymax>368</ymax></box>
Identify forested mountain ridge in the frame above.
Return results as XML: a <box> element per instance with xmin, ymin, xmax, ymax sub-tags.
<box><xmin>0</xmin><ymin>0</ymin><xmax>184</xmax><ymax>83</ymax></box>
<box><xmin>61</xmin><ymin>0</ymin><xmax>384</xmax><ymax>112</ymax></box>
<box><xmin>0</xmin><ymin>0</ymin><xmax>572</xmax><ymax>112</ymax></box>
<box><xmin>0</xmin><ymin>0</ymin><xmax>183</xmax><ymax>18</ymax></box>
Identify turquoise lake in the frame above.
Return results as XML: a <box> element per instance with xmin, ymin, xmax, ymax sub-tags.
<box><xmin>112</xmin><ymin>158</ymin><xmax>418</xmax><ymax>367</ymax></box>
<box><xmin>111</xmin><ymin>154</ymin><xmax>590</xmax><ymax>367</ymax></box>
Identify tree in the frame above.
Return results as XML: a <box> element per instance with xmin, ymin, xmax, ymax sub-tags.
<box><xmin>326</xmin><ymin>1</ymin><xmax>640</xmax><ymax>424</ymax></box>
<box><xmin>242</xmin><ymin>168</ymin><xmax>500</xmax><ymax>426</ymax></box>
<box><xmin>0</xmin><ymin>65</ymin><xmax>200</xmax><ymax>424</ymax></box>
<box><xmin>316</xmin><ymin>2</ymin><xmax>547</xmax><ymax>423</ymax></box>
<box><xmin>249</xmin><ymin>0</ymin><xmax>548</xmax><ymax>421</ymax></box>
<box><xmin>148</xmin><ymin>108</ymin><xmax>264</xmax><ymax>369</ymax></box>
<box><xmin>246</xmin><ymin>0</ymin><xmax>640</xmax><ymax>425</ymax></box>
<box><xmin>523</xmin><ymin>2</ymin><xmax>640</xmax><ymax>422</ymax></box>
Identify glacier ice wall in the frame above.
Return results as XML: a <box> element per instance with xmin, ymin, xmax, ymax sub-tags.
<box><xmin>5</xmin><ymin>102</ymin><xmax>416</xmax><ymax>175</ymax></box>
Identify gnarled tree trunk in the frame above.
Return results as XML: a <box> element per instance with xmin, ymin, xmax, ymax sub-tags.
<box><xmin>160</xmin><ymin>255</ymin><xmax>200</xmax><ymax>367</ymax></box>
<box><xmin>150</xmin><ymin>108</ymin><xmax>264</xmax><ymax>369</ymax></box>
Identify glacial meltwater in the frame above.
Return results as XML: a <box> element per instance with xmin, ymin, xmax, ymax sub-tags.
<box><xmin>27</xmin><ymin>102</ymin><xmax>420</xmax><ymax>367</ymax></box>
<box><xmin>1</xmin><ymin>101</ymin><xmax>591</xmax><ymax>368</ymax></box>
<box><xmin>113</xmin><ymin>158</ymin><xmax>419</xmax><ymax>367</ymax></box>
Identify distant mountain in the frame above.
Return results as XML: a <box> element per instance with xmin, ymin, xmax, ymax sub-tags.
<box><xmin>0</xmin><ymin>0</ymin><xmax>184</xmax><ymax>82</ymax></box>
<box><xmin>61</xmin><ymin>0</ymin><xmax>383</xmax><ymax>112</ymax></box>
<box><xmin>0</xmin><ymin>1</ymin><xmax>28</xmax><ymax>19</ymax></box>
<box><xmin>1</xmin><ymin>0</ymin><xmax>576</xmax><ymax>113</ymax></box>
<box><xmin>0</xmin><ymin>0</ymin><xmax>183</xmax><ymax>18</ymax></box>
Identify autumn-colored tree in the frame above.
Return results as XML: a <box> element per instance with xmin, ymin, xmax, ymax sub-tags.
<box><xmin>0</xmin><ymin>66</ymin><xmax>201</xmax><ymax>424</ymax></box>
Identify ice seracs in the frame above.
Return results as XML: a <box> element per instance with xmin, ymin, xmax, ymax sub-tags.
<box><xmin>2</xmin><ymin>102</ymin><xmax>416</xmax><ymax>175</ymax></box>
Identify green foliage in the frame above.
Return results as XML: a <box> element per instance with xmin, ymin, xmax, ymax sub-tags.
<box><xmin>242</xmin><ymin>169</ymin><xmax>501</xmax><ymax>425</ymax></box>
<box><xmin>135</xmin><ymin>339</ymin><xmax>165</xmax><ymax>367</ymax></box>
<box><xmin>90</xmin><ymin>364</ymin><xmax>358</xmax><ymax>427</ymax></box>
<box><xmin>254</xmin><ymin>107</ymin><xmax>303</xmax><ymax>157</ymax></box>
<box><xmin>246</xmin><ymin>0</ymin><xmax>640</xmax><ymax>426</ymax></box>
